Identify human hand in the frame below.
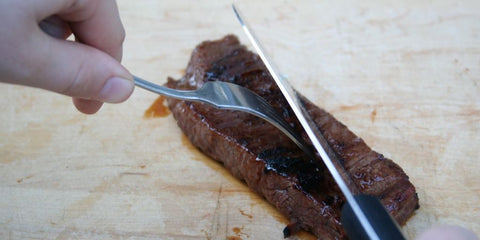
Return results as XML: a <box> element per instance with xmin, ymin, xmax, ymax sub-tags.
<box><xmin>0</xmin><ymin>0</ymin><xmax>134</xmax><ymax>114</ymax></box>
<box><xmin>417</xmin><ymin>225</ymin><xmax>478</xmax><ymax>240</ymax></box>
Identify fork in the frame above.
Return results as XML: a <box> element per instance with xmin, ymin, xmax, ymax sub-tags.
<box><xmin>134</xmin><ymin>75</ymin><xmax>313</xmax><ymax>157</ymax></box>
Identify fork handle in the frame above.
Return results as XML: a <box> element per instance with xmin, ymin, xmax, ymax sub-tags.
<box><xmin>134</xmin><ymin>75</ymin><xmax>200</xmax><ymax>101</ymax></box>
<box><xmin>134</xmin><ymin>75</ymin><xmax>314</xmax><ymax>158</ymax></box>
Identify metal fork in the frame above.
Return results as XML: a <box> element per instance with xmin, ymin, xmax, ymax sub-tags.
<box><xmin>134</xmin><ymin>75</ymin><xmax>313</xmax><ymax>156</ymax></box>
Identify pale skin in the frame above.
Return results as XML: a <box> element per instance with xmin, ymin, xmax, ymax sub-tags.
<box><xmin>0</xmin><ymin>0</ymin><xmax>134</xmax><ymax>114</ymax></box>
<box><xmin>0</xmin><ymin>1</ymin><xmax>477</xmax><ymax>239</ymax></box>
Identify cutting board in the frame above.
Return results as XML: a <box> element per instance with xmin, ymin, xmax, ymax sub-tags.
<box><xmin>1</xmin><ymin>1</ymin><xmax>479</xmax><ymax>239</ymax></box>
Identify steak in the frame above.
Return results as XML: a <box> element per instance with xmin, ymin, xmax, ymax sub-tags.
<box><xmin>165</xmin><ymin>35</ymin><xmax>419</xmax><ymax>239</ymax></box>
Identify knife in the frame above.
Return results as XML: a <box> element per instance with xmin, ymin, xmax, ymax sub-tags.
<box><xmin>233</xmin><ymin>4</ymin><xmax>406</xmax><ymax>240</ymax></box>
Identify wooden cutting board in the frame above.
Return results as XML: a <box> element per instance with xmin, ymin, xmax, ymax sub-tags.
<box><xmin>1</xmin><ymin>1</ymin><xmax>479</xmax><ymax>239</ymax></box>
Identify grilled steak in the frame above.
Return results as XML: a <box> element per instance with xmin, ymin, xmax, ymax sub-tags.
<box><xmin>165</xmin><ymin>35</ymin><xmax>419</xmax><ymax>239</ymax></box>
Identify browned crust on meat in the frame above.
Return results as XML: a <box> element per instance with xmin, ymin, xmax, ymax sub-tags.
<box><xmin>165</xmin><ymin>35</ymin><xmax>419</xmax><ymax>239</ymax></box>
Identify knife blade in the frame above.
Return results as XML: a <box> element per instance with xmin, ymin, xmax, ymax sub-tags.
<box><xmin>232</xmin><ymin>4</ymin><xmax>406</xmax><ymax>240</ymax></box>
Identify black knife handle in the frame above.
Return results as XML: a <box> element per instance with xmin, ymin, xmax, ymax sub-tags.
<box><xmin>341</xmin><ymin>194</ymin><xmax>407</xmax><ymax>240</ymax></box>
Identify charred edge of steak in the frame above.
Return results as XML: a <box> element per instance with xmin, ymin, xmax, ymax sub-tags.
<box><xmin>259</xmin><ymin>147</ymin><xmax>325</xmax><ymax>192</ymax></box>
<box><xmin>167</xmin><ymin>97</ymin><xmax>345</xmax><ymax>239</ymax></box>
<box><xmin>165</xmin><ymin>35</ymin><xmax>419</xmax><ymax>239</ymax></box>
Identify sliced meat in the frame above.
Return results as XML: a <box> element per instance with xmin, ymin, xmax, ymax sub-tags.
<box><xmin>165</xmin><ymin>35</ymin><xmax>419</xmax><ymax>239</ymax></box>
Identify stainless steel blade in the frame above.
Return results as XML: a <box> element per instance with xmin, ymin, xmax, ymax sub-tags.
<box><xmin>232</xmin><ymin>4</ymin><xmax>381</xmax><ymax>240</ymax></box>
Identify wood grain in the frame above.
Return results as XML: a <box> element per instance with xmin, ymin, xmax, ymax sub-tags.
<box><xmin>1</xmin><ymin>0</ymin><xmax>479</xmax><ymax>239</ymax></box>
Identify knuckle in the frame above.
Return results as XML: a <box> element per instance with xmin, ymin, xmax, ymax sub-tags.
<box><xmin>66</xmin><ymin>0</ymin><xmax>99</xmax><ymax>21</ymax></box>
<box><xmin>118</xmin><ymin>26</ymin><xmax>126</xmax><ymax>44</ymax></box>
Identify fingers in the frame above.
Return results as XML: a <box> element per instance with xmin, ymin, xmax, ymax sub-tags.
<box><xmin>28</xmin><ymin>0</ymin><xmax>125</xmax><ymax>61</ymax></box>
<box><xmin>1</xmin><ymin>0</ymin><xmax>134</xmax><ymax>113</ymax></box>
<box><xmin>28</xmin><ymin>33</ymin><xmax>134</xmax><ymax>103</ymax></box>
<box><xmin>72</xmin><ymin>98</ymin><xmax>103</xmax><ymax>114</ymax></box>
<box><xmin>58</xmin><ymin>0</ymin><xmax>126</xmax><ymax>61</ymax></box>
<box><xmin>416</xmin><ymin>225</ymin><xmax>478</xmax><ymax>240</ymax></box>
<box><xmin>59</xmin><ymin>0</ymin><xmax>129</xmax><ymax>112</ymax></box>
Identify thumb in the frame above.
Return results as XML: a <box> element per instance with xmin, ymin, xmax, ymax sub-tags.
<box><xmin>21</xmin><ymin>29</ymin><xmax>134</xmax><ymax>104</ymax></box>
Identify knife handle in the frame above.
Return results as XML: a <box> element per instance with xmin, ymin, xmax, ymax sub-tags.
<box><xmin>341</xmin><ymin>194</ymin><xmax>407</xmax><ymax>240</ymax></box>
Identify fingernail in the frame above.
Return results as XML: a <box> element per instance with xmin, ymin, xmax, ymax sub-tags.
<box><xmin>98</xmin><ymin>77</ymin><xmax>134</xmax><ymax>103</ymax></box>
